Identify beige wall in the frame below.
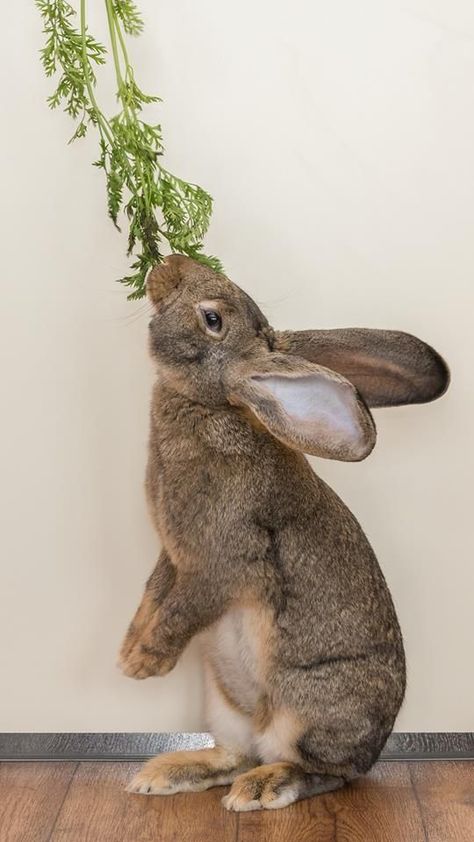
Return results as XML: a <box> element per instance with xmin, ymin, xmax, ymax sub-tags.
<box><xmin>1</xmin><ymin>0</ymin><xmax>472</xmax><ymax>731</ymax></box>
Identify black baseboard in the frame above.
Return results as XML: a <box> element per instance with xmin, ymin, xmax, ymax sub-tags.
<box><xmin>0</xmin><ymin>732</ymin><xmax>472</xmax><ymax>762</ymax></box>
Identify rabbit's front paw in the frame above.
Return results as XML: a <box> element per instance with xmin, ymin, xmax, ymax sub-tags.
<box><xmin>118</xmin><ymin>625</ymin><xmax>139</xmax><ymax>666</ymax></box>
<box><xmin>120</xmin><ymin>643</ymin><xmax>178</xmax><ymax>679</ymax></box>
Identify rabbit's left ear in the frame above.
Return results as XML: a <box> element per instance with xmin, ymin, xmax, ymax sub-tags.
<box><xmin>274</xmin><ymin>329</ymin><xmax>449</xmax><ymax>408</ymax></box>
<box><xmin>226</xmin><ymin>355</ymin><xmax>376</xmax><ymax>461</ymax></box>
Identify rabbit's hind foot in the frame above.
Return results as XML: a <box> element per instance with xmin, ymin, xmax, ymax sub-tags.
<box><xmin>127</xmin><ymin>746</ymin><xmax>251</xmax><ymax>795</ymax></box>
<box><xmin>222</xmin><ymin>762</ymin><xmax>344</xmax><ymax>812</ymax></box>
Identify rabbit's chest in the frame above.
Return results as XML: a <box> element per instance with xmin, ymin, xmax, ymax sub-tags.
<box><xmin>152</xmin><ymin>449</ymin><xmax>258</xmax><ymax>560</ymax></box>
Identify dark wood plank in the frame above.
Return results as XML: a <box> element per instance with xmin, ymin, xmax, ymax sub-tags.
<box><xmin>330</xmin><ymin>763</ymin><xmax>427</xmax><ymax>842</ymax></box>
<box><xmin>1</xmin><ymin>760</ymin><xmax>470</xmax><ymax>841</ymax></box>
<box><xmin>0</xmin><ymin>762</ymin><xmax>77</xmax><ymax>842</ymax></box>
<box><xmin>237</xmin><ymin>763</ymin><xmax>426</xmax><ymax>842</ymax></box>
<box><xmin>410</xmin><ymin>761</ymin><xmax>474</xmax><ymax>842</ymax></box>
<box><xmin>49</xmin><ymin>762</ymin><xmax>238</xmax><ymax>842</ymax></box>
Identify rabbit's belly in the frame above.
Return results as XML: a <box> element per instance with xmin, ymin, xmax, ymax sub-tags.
<box><xmin>203</xmin><ymin>606</ymin><xmax>271</xmax><ymax>714</ymax></box>
<box><xmin>203</xmin><ymin>606</ymin><xmax>303</xmax><ymax>762</ymax></box>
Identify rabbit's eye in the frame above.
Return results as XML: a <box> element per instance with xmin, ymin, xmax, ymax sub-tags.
<box><xmin>203</xmin><ymin>309</ymin><xmax>222</xmax><ymax>332</ymax></box>
<box><xmin>196</xmin><ymin>301</ymin><xmax>225</xmax><ymax>338</ymax></box>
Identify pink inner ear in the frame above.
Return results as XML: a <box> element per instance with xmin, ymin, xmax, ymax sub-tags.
<box><xmin>253</xmin><ymin>374</ymin><xmax>362</xmax><ymax>442</ymax></box>
<box><xmin>316</xmin><ymin>351</ymin><xmax>412</xmax><ymax>399</ymax></box>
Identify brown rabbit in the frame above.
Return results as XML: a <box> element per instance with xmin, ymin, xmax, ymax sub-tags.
<box><xmin>119</xmin><ymin>255</ymin><xmax>449</xmax><ymax>811</ymax></box>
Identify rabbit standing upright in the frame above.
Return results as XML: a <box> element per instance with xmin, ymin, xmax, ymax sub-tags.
<box><xmin>119</xmin><ymin>255</ymin><xmax>449</xmax><ymax>811</ymax></box>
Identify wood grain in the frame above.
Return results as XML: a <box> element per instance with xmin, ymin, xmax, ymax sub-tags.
<box><xmin>49</xmin><ymin>761</ymin><xmax>238</xmax><ymax>842</ymax></box>
<box><xmin>410</xmin><ymin>761</ymin><xmax>474</xmax><ymax>842</ymax></box>
<box><xmin>237</xmin><ymin>763</ymin><xmax>427</xmax><ymax>842</ymax></box>
<box><xmin>0</xmin><ymin>759</ymin><xmax>472</xmax><ymax>841</ymax></box>
<box><xmin>0</xmin><ymin>762</ymin><xmax>77</xmax><ymax>842</ymax></box>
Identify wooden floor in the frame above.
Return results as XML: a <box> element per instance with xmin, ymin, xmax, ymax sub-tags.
<box><xmin>0</xmin><ymin>760</ymin><xmax>472</xmax><ymax>841</ymax></box>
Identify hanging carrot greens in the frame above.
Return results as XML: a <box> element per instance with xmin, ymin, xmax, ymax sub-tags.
<box><xmin>36</xmin><ymin>1</ymin><xmax>222</xmax><ymax>299</ymax></box>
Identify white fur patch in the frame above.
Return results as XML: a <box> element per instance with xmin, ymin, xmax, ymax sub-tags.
<box><xmin>255</xmin><ymin>709</ymin><xmax>301</xmax><ymax>764</ymax></box>
<box><xmin>204</xmin><ymin>608</ymin><xmax>262</xmax><ymax>709</ymax></box>
<box><xmin>204</xmin><ymin>661</ymin><xmax>256</xmax><ymax>756</ymax></box>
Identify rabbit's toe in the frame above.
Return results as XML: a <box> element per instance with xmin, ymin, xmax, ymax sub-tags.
<box><xmin>222</xmin><ymin>763</ymin><xmax>306</xmax><ymax>812</ymax></box>
<box><xmin>127</xmin><ymin>761</ymin><xmax>177</xmax><ymax>795</ymax></box>
<box><xmin>117</xmin><ymin>636</ymin><xmax>138</xmax><ymax>673</ymax></box>
<box><xmin>127</xmin><ymin>748</ymin><xmax>243</xmax><ymax>795</ymax></box>
<box><xmin>120</xmin><ymin>644</ymin><xmax>176</xmax><ymax>679</ymax></box>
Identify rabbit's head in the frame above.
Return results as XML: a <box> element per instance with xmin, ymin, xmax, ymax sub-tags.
<box><xmin>147</xmin><ymin>255</ymin><xmax>449</xmax><ymax>462</ymax></box>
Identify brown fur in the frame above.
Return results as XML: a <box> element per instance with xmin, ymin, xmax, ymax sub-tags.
<box><xmin>119</xmin><ymin>549</ymin><xmax>176</xmax><ymax>676</ymax></box>
<box><xmin>120</xmin><ymin>255</ymin><xmax>449</xmax><ymax>810</ymax></box>
<box><xmin>253</xmin><ymin>696</ymin><xmax>273</xmax><ymax>733</ymax></box>
<box><xmin>224</xmin><ymin>762</ymin><xmax>304</xmax><ymax>808</ymax></box>
<box><xmin>128</xmin><ymin>746</ymin><xmax>251</xmax><ymax>795</ymax></box>
<box><xmin>275</xmin><ymin>327</ymin><xmax>450</xmax><ymax>407</ymax></box>
<box><xmin>222</xmin><ymin>761</ymin><xmax>343</xmax><ymax>810</ymax></box>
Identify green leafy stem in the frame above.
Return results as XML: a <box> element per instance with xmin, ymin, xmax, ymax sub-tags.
<box><xmin>36</xmin><ymin>0</ymin><xmax>222</xmax><ymax>299</ymax></box>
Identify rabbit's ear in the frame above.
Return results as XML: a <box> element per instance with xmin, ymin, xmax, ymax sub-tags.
<box><xmin>274</xmin><ymin>329</ymin><xmax>449</xmax><ymax>408</ymax></box>
<box><xmin>227</xmin><ymin>355</ymin><xmax>376</xmax><ymax>461</ymax></box>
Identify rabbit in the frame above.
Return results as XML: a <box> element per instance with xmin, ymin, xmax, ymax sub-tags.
<box><xmin>119</xmin><ymin>254</ymin><xmax>449</xmax><ymax>811</ymax></box>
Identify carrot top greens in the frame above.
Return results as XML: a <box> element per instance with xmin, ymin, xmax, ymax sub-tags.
<box><xmin>36</xmin><ymin>0</ymin><xmax>222</xmax><ymax>299</ymax></box>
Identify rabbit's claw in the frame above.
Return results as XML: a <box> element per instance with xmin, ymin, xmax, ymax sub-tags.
<box><xmin>119</xmin><ymin>643</ymin><xmax>177</xmax><ymax>679</ymax></box>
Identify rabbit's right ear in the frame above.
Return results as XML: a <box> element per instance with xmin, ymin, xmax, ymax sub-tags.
<box><xmin>226</xmin><ymin>355</ymin><xmax>376</xmax><ymax>461</ymax></box>
<box><xmin>274</xmin><ymin>328</ymin><xmax>449</xmax><ymax>408</ymax></box>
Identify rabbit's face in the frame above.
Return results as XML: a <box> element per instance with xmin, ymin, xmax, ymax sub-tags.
<box><xmin>145</xmin><ymin>254</ymin><xmax>448</xmax><ymax>462</ymax></box>
<box><xmin>147</xmin><ymin>255</ymin><xmax>274</xmax><ymax>407</ymax></box>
